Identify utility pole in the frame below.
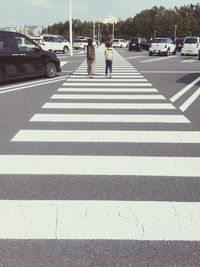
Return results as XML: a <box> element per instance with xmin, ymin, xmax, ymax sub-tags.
<box><xmin>112</xmin><ymin>21</ymin><xmax>115</xmax><ymax>40</ymax></box>
<box><xmin>174</xmin><ymin>25</ymin><xmax>178</xmax><ymax>40</ymax></box>
<box><xmin>69</xmin><ymin>0</ymin><xmax>73</xmax><ymax>56</ymax></box>
<box><xmin>93</xmin><ymin>11</ymin><xmax>95</xmax><ymax>40</ymax></box>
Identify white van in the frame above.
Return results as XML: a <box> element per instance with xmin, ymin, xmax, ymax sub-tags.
<box><xmin>181</xmin><ymin>37</ymin><xmax>200</xmax><ymax>56</ymax></box>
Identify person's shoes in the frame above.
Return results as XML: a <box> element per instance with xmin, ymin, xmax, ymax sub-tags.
<box><xmin>109</xmin><ymin>75</ymin><xmax>112</xmax><ymax>78</ymax></box>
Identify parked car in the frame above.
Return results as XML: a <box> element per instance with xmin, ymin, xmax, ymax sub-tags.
<box><xmin>174</xmin><ymin>37</ymin><xmax>184</xmax><ymax>52</ymax></box>
<box><xmin>73</xmin><ymin>39</ymin><xmax>88</xmax><ymax>50</ymax></box>
<box><xmin>149</xmin><ymin>38</ymin><xmax>176</xmax><ymax>56</ymax></box>
<box><xmin>181</xmin><ymin>36</ymin><xmax>200</xmax><ymax>56</ymax></box>
<box><xmin>40</xmin><ymin>34</ymin><xmax>70</xmax><ymax>54</ymax></box>
<box><xmin>0</xmin><ymin>31</ymin><xmax>61</xmax><ymax>82</ymax></box>
<box><xmin>128</xmin><ymin>37</ymin><xmax>149</xmax><ymax>51</ymax></box>
<box><xmin>73</xmin><ymin>37</ymin><xmax>97</xmax><ymax>49</ymax></box>
<box><xmin>112</xmin><ymin>39</ymin><xmax>128</xmax><ymax>48</ymax></box>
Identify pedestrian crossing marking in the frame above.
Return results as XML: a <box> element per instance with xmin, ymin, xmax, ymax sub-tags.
<box><xmin>42</xmin><ymin>102</ymin><xmax>174</xmax><ymax>109</ymax></box>
<box><xmin>2</xmin><ymin>44</ymin><xmax>197</xmax><ymax>246</ymax></box>
<box><xmin>58</xmin><ymin>87</ymin><xmax>158</xmax><ymax>92</ymax></box>
<box><xmin>50</xmin><ymin>94</ymin><xmax>165</xmax><ymax>100</ymax></box>
<box><xmin>62</xmin><ymin>83</ymin><xmax>153</xmax><ymax>87</ymax></box>
<box><xmin>30</xmin><ymin>114</ymin><xmax>189</xmax><ymax>123</ymax></box>
<box><xmin>0</xmin><ymin>155</ymin><xmax>199</xmax><ymax>176</ymax></box>
<box><xmin>0</xmin><ymin>200</ymin><xmax>199</xmax><ymax>240</ymax></box>
<box><xmin>12</xmin><ymin>130</ymin><xmax>200</xmax><ymax>143</ymax></box>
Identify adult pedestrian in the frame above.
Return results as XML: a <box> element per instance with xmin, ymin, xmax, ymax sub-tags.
<box><xmin>86</xmin><ymin>38</ymin><xmax>96</xmax><ymax>78</ymax></box>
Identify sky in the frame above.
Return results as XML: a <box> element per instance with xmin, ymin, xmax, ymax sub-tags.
<box><xmin>0</xmin><ymin>0</ymin><xmax>199</xmax><ymax>27</ymax></box>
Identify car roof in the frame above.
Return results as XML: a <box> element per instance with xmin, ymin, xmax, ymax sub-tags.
<box><xmin>0</xmin><ymin>30</ymin><xmax>18</xmax><ymax>36</ymax></box>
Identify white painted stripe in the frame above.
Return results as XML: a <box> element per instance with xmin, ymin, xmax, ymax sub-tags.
<box><xmin>67</xmin><ymin>78</ymin><xmax>147</xmax><ymax>82</ymax></box>
<box><xmin>70</xmin><ymin>75</ymin><xmax>144</xmax><ymax>78</ymax></box>
<box><xmin>125</xmin><ymin>55</ymin><xmax>146</xmax><ymax>59</ymax></box>
<box><xmin>51</xmin><ymin>94</ymin><xmax>165</xmax><ymax>100</ymax></box>
<box><xmin>30</xmin><ymin>114</ymin><xmax>190</xmax><ymax>123</ymax></box>
<box><xmin>141</xmin><ymin>71</ymin><xmax>200</xmax><ymax>74</ymax></box>
<box><xmin>140</xmin><ymin>56</ymin><xmax>178</xmax><ymax>63</ymax></box>
<box><xmin>58</xmin><ymin>88</ymin><xmax>158</xmax><ymax>92</ymax></box>
<box><xmin>74</xmin><ymin>70</ymin><xmax>138</xmax><ymax>73</ymax></box>
<box><xmin>62</xmin><ymin>83</ymin><xmax>152</xmax><ymax>87</ymax></box>
<box><xmin>0</xmin><ymin>77</ymin><xmax>67</xmax><ymax>95</ymax></box>
<box><xmin>181</xmin><ymin>58</ymin><xmax>198</xmax><ymax>63</ymax></box>
<box><xmin>0</xmin><ymin>75</ymin><xmax>68</xmax><ymax>92</ymax></box>
<box><xmin>60</xmin><ymin>61</ymin><xmax>68</xmax><ymax>67</ymax></box>
<box><xmin>170</xmin><ymin>76</ymin><xmax>200</xmax><ymax>102</ymax></box>
<box><xmin>42</xmin><ymin>103</ymin><xmax>174</xmax><ymax>110</ymax></box>
<box><xmin>179</xmin><ymin>88</ymin><xmax>200</xmax><ymax>111</ymax></box>
<box><xmin>0</xmin><ymin>155</ymin><xmax>197</xmax><ymax>176</ymax></box>
<box><xmin>12</xmin><ymin>130</ymin><xmax>200</xmax><ymax>143</ymax></box>
<box><xmin>0</xmin><ymin>200</ymin><xmax>200</xmax><ymax>240</ymax></box>
<box><xmin>78</xmin><ymin>67</ymin><xmax>135</xmax><ymax>69</ymax></box>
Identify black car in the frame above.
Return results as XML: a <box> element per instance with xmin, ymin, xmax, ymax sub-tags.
<box><xmin>128</xmin><ymin>37</ymin><xmax>149</xmax><ymax>51</ymax></box>
<box><xmin>175</xmin><ymin>38</ymin><xmax>184</xmax><ymax>52</ymax></box>
<box><xmin>0</xmin><ymin>31</ymin><xmax>61</xmax><ymax>82</ymax></box>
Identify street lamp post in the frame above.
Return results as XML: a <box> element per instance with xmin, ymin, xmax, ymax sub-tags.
<box><xmin>174</xmin><ymin>25</ymin><xmax>178</xmax><ymax>40</ymax></box>
<box><xmin>69</xmin><ymin>0</ymin><xmax>73</xmax><ymax>56</ymax></box>
<box><xmin>112</xmin><ymin>21</ymin><xmax>115</xmax><ymax>40</ymax></box>
<box><xmin>153</xmin><ymin>30</ymin><xmax>157</xmax><ymax>39</ymax></box>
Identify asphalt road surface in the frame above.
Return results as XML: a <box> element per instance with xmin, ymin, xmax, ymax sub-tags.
<box><xmin>0</xmin><ymin>46</ymin><xmax>200</xmax><ymax>267</ymax></box>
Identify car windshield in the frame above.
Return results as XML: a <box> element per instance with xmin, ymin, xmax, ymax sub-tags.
<box><xmin>113</xmin><ymin>39</ymin><xmax>119</xmax><ymax>42</ymax></box>
<box><xmin>184</xmin><ymin>38</ymin><xmax>198</xmax><ymax>44</ymax></box>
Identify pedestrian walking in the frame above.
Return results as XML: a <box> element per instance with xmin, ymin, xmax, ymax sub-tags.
<box><xmin>86</xmin><ymin>38</ymin><xmax>96</xmax><ymax>78</ymax></box>
<box><xmin>104</xmin><ymin>41</ymin><xmax>113</xmax><ymax>78</ymax></box>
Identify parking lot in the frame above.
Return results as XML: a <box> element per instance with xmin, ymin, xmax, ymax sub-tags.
<box><xmin>0</xmin><ymin>44</ymin><xmax>200</xmax><ymax>266</ymax></box>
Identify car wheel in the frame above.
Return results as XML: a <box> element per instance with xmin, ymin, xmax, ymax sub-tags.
<box><xmin>181</xmin><ymin>53</ymin><xmax>184</xmax><ymax>56</ymax></box>
<box><xmin>149</xmin><ymin>51</ymin><xmax>153</xmax><ymax>56</ymax></box>
<box><xmin>63</xmin><ymin>46</ymin><xmax>69</xmax><ymax>54</ymax></box>
<box><xmin>45</xmin><ymin>62</ymin><xmax>57</xmax><ymax>78</ymax></box>
<box><xmin>166</xmin><ymin>49</ymin><xmax>170</xmax><ymax>56</ymax></box>
<box><xmin>173</xmin><ymin>49</ymin><xmax>176</xmax><ymax>55</ymax></box>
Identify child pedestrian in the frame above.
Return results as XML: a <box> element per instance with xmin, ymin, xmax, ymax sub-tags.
<box><xmin>86</xmin><ymin>38</ymin><xmax>96</xmax><ymax>78</ymax></box>
<box><xmin>104</xmin><ymin>42</ymin><xmax>113</xmax><ymax>78</ymax></box>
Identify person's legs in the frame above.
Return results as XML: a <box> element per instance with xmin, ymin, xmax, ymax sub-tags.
<box><xmin>105</xmin><ymin>60</ymin><xmax>109</xmax><ymax>77</ymax></box>
<box><xmin>91</xmin><ymin>60</ymin><xmax>95</xmax><ymax>77</ymax></box>
<box><xmin>91</xmin><ymin>60</ymin><xmax>96</xmax><ymax>75</ymax></box>
<box><xmin>87</xmin><ymin>59</ymin><xmax>92</xmax><ymax>77</ymax></box>
<box><xmin>108</xmin><ymin>61</ymin><xmax>112</xmax><ymax>78</ymax></box>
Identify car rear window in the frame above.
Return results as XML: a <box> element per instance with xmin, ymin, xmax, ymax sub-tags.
<box><xmin>184</xmin><ymin>38</ymin><xmax>198</xmax><ymax>44</ymax></box>
<box><xmin>175</xmin><ymin>38</ymin><xmax>184</xmax><ymax>44</ymax></box>
<box><xmin>130</xmin><ymin>38</ymin><xmax>139</xmax><ymax>43</ymax></box>
<box><xmin>73</xmin><ymin>39</ymin><xmax>88</xmax><ymax>43</ymax></box>
<box><xmin>154</xmin><ymin>38</ymin><xmax>169</xmax><ymax>43</ymax></box>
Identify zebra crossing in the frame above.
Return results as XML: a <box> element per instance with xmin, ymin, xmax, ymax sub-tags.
<box><xmin>1</xmin><ymin>45</ymin><xmax>200</xmax><ymax>249</ymax></box>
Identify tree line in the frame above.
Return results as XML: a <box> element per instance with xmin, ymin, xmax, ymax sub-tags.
<box><xmin>43</xmin><ymin>4</ymin><xmax>200</xmax><ymax>41</ymax></box>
